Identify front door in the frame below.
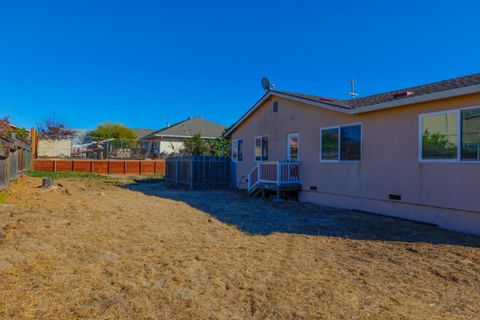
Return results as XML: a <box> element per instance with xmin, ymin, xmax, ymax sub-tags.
<box><xmin>287</xmin><ymin>133</ymin><xmax>299</xmax><ymax>161</ymax></box>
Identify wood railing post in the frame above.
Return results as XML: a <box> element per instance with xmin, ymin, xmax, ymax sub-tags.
<box><xmin>277</xmin><ymin>161</ymin><xmax>281</xmax><ymax>185</ymax></box>
<box><xmin>258</xmin><ymin>162</ymin><xmax>262</xmax><ymax>182</ymax></box>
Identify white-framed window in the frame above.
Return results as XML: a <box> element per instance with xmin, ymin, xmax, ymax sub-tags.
<box><xmin>254</xmin><ymin>135</ymin><xmax>268</xmax><ymax>161</ymax></box>
<box><xmin>320</xmin><ymin>124</ymin><xmax>362</xmax><ymax>162</ymax></box>
<box><xmin>232</xmin><ymin>139</ymin><xmax>243</xmax><ymax>162</ymax></box>
<box><xmin>287</xmin><ymin>133</ymin><xmax>299</xmax><ymax>161</ymax></box>
<box><xmin>419</xmin><ymin>106</ymin><xmax>480</xmax><ymax>162</ymax></box>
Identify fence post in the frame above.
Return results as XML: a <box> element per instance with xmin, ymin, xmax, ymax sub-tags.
<box><xmin>175</xmin><ymin>160</ymin><xmax>179</xmax><ymax>184</ymax></box>
<box><xmin>190</xmin><ymin>158</ymin><xmax>194</xmax><ymax>189</ymax></box>
<box><xmin>203</xmin><ymin>156</ymin><xmax>207</xmax><ymax>186</ymax></box>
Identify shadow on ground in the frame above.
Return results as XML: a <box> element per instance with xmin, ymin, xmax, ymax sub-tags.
<box><xmin>125</xmin><ymin>181</ymin><xmax>480</xmax><ymax>247</ymax></box>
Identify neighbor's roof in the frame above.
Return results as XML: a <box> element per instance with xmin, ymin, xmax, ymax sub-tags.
<box><xmin>226</xmin><ymin>73</ymin><xmax>480</xmax><ymax>136</ymax></box>
<box><xmin>133</xmin><ymin>128</ymin><xmax>156</xmax><ymax>140</ymax></box>
<box><xmin>144</xmin><ymin>117</ymin><xmax>226</xmax><ymax>139</ymax></box>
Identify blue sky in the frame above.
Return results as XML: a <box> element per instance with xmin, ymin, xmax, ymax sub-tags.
<box><xmin>1</xmin><ymin>0</ymin><xmax>479</xmax><ymax>130</ymax></box>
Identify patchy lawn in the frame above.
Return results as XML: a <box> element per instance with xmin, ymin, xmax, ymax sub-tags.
<box><xmin>0</xmin><ymin>176</ymin><xmax>479</xmax><ymax>319</ymax></box>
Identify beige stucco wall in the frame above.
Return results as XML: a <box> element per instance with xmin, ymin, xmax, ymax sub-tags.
<box><xmin>38</xmin><ymin>139</ymin><xmax>72</xmax><ymax>158</ymax></box>
<box><xmin>231</xmin><ymin>93</ymin><xmax>480</xmax><ymax>235</ymax></box>
<box><xmin>159</xmin><ymin>138</ymin><xmax>184</xmax><ymax>154</ymax></box>
<box><xmin>146</xmin><ymin>137</ymin><xmax>185</xmax><ymax>155</ymax></box>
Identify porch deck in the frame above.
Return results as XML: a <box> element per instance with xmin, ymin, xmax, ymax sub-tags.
<box><xmin>247</xmin><ymin>161</ymin><xmax>301</xmax><ymax>198</ymax></box>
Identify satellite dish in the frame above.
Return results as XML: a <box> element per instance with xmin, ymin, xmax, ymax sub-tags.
<box><xmin>261</xmin><ymin>77</ymin><xmax>274</xmax><ymax>91</ymax></box>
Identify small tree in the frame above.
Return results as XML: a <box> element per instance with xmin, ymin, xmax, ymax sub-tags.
<box><xmin>91</xmin><ymin>122</ymin><xmax>138</xmax><ymax>148</ymax></box>
<box><xmin>182</xmin><ymin>134</ymin><xmax>208</xmax><ymax>155</ymax></box>
<box><xmin>0</xmin><ymin>116</ymin><xmax>10</xmax><ymax>138</ymax></box>
<box><xmin>181</xmin><ymin>132</ymin><xmax>231</xmax><ymax>156</ymax></box>
<box><xmin>0</xmin><ymin>116</ymin><xmax>29</xmax><ymax>140</ymax></box>
<box><xmin>208</xmin><ymin>131</ymin><xmax>231</xmax><ymax>156</ymax></box>
<box><xmin>37</xmin><ymin>116</ymin><xmax>74</xmax><ymax>139</ymax></box>
<box><xmin>12</xmin><ymin>127</ymin><xmax>29</xmax><ymax>140</ymax></box>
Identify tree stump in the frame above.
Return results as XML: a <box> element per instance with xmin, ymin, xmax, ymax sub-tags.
<box><xmin>42</xmin><ymin>178</ymin><xmax>55</xmax><ymax>188</ymax></box>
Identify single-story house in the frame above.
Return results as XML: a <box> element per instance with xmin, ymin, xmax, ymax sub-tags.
<box><xmin>142</xmin><ymin>117</ymin><xmax>226</xmax><ymax>157</ymax></box>
<box><xmin>226</xmin><ymin>73</ymin><xmax>480</xmax><ymax>236</ymax></box>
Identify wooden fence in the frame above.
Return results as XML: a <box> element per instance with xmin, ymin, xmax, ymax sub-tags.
<box><xmin>165</xmin><ymin>156</ymin><xmax>232</xmax><ymax>189</ymax></box>
<box><xmin>33</xmin><ymin>159</ymin><xmax>166</xmax><ymax>175</ymax></box>
<box><xmin>0</xmin><ymin>136</ymin><xmax>33</xmax><ymax>190</ymax></box>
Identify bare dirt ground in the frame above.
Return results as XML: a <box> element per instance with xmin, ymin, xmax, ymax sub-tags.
<box><xmin>1</xmin><ymin>176</ymin><xmax>480</xmax><ymax>319</ymax></box>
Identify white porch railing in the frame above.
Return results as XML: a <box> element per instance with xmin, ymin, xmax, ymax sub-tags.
<box><xmin>247</xmin><ymin>161</ymin><xmax>301</xmax><ymax>193</ymax></box>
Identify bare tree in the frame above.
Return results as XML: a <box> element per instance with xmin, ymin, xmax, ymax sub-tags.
<box><xmin>36</xmin><ymin>116</ymin><xmax>74</xmax><ymax>139</ymax></box>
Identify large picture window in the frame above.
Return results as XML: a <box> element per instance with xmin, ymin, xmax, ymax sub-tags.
<box><xmin>340</xmin><ymin>125</ymin><xmax>362</xmax><ymax>161</ymax></box>
<box><xmin>321</xmin><ymin>128</ymin><xmax>339</xmax><ymax>160</ymax></box>
<box><xmin>255</xmin><ymin>136</ymin><xmax>268</xmax><ymax>161</ymax></box>
<box><xmin>421</xmin><ymin>112</ymin><xmax>458</xmax><ymax>160</ymax></box>
<box><xmin>461</xmin><ymin>109</ymin><xmax>480</xmax><ymax>160</ymax></box>
<box><xmin>320</xmin><ymin>124</ymin><xmax>361</xmax><ymax>161</ymax></box>
<box><xmin>420</xmin><ymin>107</ymin><xmax>480</xmax><ymax>161</ymax></box>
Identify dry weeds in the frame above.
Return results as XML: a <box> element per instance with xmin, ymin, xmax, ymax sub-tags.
<box><xmin>0</xmin><ymin>176</ymin><xmax>479</xmax><ymax>319</ymax></box>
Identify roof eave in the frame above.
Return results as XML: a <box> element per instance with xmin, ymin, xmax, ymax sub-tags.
<box><xmin>351</xmin><ymin>84</ymin><xmax>480</xmax><ymax>114</ymax></box>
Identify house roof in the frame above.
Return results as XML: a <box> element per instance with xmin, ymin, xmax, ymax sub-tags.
<box><xmin>226</xmin><ymin>73</ymin><xmax>480</xmax><ymax>136</ymax></box>
<box><xmin>144</xmin><ymin>117</ymin><xmax>226</xmax><ymax>139</ymax></box>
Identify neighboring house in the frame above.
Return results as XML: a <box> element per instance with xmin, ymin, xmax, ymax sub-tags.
<box><xmin>142</xmin><ymin>117</ymin><xmax>226</xmax><ymax>157</ymax></box>
<box><xmin>38</xmin><ymin>129</ymin><xmax>91</xmax><ymax>158</ymax></box>
<box><xmin>38</xmin><ymin>139</ymin><xmax>72</xmax><ymax>158</ymax></box>
<box><xmin>226</xmin><ymin>73</ymin><xmax>480</xmax><ymax>236</ymax></box>
<box><xmin>38</xmin><ymin>128</ymin><xmax>157</xmax><ymax>159</ymax></box>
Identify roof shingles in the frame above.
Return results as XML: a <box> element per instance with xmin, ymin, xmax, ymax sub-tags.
<box><xmin>145</xmin><ymin>117</ymin><xmax>226</xmax><ymax>139</ymax></box>
<box><xmin>276</xmin><ymin>73</ymin><xmax>480</xmax><ymax>109</ymax></box>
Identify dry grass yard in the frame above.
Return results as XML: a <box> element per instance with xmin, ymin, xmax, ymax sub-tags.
<box><xmin>1</xmin><ymin>175</ymin><xmax>480</xmax><ymax>319</ymax></box>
